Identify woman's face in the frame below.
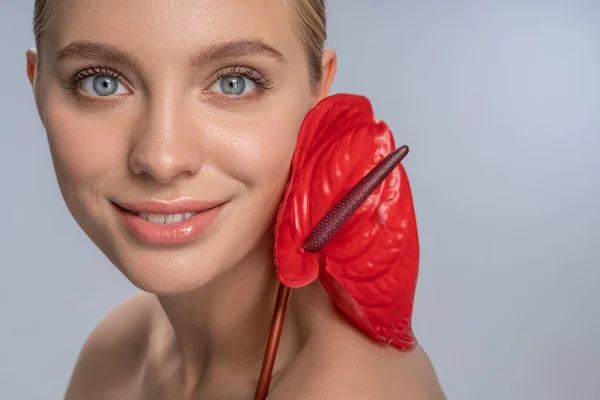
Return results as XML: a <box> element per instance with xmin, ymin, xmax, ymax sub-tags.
<box><xmin>28</xmin><ymin>0</ymin><xmax>334</xmax><ymax>294</ymax></box>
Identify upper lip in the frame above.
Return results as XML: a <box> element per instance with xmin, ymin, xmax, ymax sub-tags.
<box><xmin>116</xmin><ymin>199</ymin><xmax>225</xmax><ymax>214</ymax></box>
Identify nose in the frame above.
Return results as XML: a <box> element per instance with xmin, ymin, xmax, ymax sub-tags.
<box><xmin>129</xmin><ymin>100</ymin><xmax>203</xmax><ymax>184</ymax></box>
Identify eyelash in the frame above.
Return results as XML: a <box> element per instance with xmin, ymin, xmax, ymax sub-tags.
<box><xmin>63</xmin><ymin>65</ymin><xmax>123</xmax><ymax>89</ymax></box>
<box><xmin>213</xmin><ymin>65</ymin><xmax>274</xmax><ymax>91</ymax></box>
<box><xmin>62</xmin><ymin>64</ymin><xmax>275</xmax><ymax>94</ymax></box>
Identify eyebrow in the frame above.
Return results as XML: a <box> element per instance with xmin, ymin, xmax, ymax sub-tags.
<box><xmin>54</xmin><ymin>39</ymin><xmax>287</xmax><ymax>68</ymax></box>
<box><xmin>55</xmin><ymin>41</ymin><xmax>142</xmax><ymax>68</ymax></box>
<box><xmin>190</xmin><ymin>39</ymin><xmax>287</xmax><ymax>66</ymax></box>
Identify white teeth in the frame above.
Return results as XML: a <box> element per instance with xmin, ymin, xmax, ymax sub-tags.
<box><xmin>138</xmin><ymin>212</ymin><xmax>196</xmax><ymax>224</ymax></box>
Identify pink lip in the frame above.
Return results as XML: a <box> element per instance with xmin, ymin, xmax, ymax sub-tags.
<box><xmin>115</xmin><ymin>199</ymin><xmax>225</xmax><ymax>246</ymax></box>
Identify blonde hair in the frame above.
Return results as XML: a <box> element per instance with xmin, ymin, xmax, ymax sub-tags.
<box><xmin>33</xmin><ymin>0</ymin><xmax>327</xmax><ymax>83</ymax></box>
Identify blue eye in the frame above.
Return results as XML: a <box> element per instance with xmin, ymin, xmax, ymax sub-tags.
<box><xmin>80</xmin><ymin>75</ymin><xmax>128</xmax><ymax>97</ymax></box>
<box><xmin>210</xmin><ymin>75</ymin><xmax>257</xmax><ymax>96</ymax></box>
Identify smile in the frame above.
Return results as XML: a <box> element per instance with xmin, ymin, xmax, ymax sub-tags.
<box><xmin>114</xmin><ymin>200</ymin><xmax>226</xmax><ymax>246</ymax></box>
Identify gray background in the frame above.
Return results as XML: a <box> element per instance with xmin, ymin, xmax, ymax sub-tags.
<box><xmin>1</xmin><ymin>1</ymin><xmax>599</xmax><ymax>399</ymax></box>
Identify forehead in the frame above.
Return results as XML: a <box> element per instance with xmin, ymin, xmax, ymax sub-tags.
<box><xmin>43</xmin><ymin>0</ymin><xmax>303</xmax><ymax>63</ymax></box>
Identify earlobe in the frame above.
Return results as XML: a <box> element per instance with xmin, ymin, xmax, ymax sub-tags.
<box><xmin>319</xmin><ymin>48</ymin><xmax>337</xmax><ymax>97</ymax></box>
<box><xmin>26</xmin><ymin>49</ymin><xmax>38</xmax><ymax>88</ymax></box>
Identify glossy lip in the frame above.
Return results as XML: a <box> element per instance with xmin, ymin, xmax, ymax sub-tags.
<box><xmin>114</xmin><ymin>199</ymin><xmax>226</xmax><ymax>246</ymax></box>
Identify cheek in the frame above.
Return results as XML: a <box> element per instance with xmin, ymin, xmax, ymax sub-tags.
<box><xmin>251</xmin><ymin>124</ymin><xmax>298</xmax><ymax>185</ymax></box>
<box><xmin>42</xmin><ymin>94</ymin><xmax>128</xmax><ymax>193</ymax></box>
<box><xmin>209</xmin><ymin>102</ymin><xmax>309</xmax><ymax>191</ymax></box>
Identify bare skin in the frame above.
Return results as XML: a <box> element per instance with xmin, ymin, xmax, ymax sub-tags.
<box><xmin>26</xmin><ymin>0</ymin><xmax>446</xmax><ymax>398</ymax></box>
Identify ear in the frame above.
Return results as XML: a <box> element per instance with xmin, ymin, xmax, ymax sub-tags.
<box><xmin>26</xmin><ymin>49</ymin><xmax>37</xmax><ymax>88</ymax></box>
<box><xmin>315</xmin><ymin>48</ymin><xmax>337</xmax><ymax>99</ymax></box>
<box><xmin>26</xmin><ymin>49</ymin><xmax>44</xmax><ymax>123</ymax></box>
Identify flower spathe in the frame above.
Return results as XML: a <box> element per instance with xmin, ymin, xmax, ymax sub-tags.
<box><xmin>274</xmin><ymin>94</ymin><xmax>420</xmax><ymax>350</ymax></box>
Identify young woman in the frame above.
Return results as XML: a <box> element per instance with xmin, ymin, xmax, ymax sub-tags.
<box><xmin>26</xmin><ymin>0</ymin><xmax>445</xmax><ymax>398</ymax></box>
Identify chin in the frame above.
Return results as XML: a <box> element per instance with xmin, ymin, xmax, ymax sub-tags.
<box><xmin>100</xmin><ymin>225</ymin><xmax>273</xmax><ymax>296</ymax></box>
<box><xmin>106</xmin><ymin>245</ymin><xmax>230</xmax><ymax>295</ymax></box>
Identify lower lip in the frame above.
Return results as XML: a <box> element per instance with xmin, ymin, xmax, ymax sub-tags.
<box><xmin>116</xmin><ymin>205</ymin><xmax>223</xmax><ymax>246</ymax></box>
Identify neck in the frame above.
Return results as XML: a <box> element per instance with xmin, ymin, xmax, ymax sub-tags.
<box><xmin>155</xmin><ymin>238</ymin><xmax>304</xmax><ymax>393</ymax></box>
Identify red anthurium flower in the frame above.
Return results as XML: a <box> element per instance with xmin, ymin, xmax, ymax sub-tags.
<box><xmin>274</xmin><ymin>93</ymin><xmax>420</xmax><ymax>350</ymax></box>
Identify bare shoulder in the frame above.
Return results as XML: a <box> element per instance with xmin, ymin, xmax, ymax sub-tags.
<box><xmin>270</xmin><ymin>328</ymin><xmax>446</xmax><ymax>400</ymax></box>
<box><xmin>64</xmin><ymin>291</ymin><xmax>158</xmax><ymax>400</ymax></box>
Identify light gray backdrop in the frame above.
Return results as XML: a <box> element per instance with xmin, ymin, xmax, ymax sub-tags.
<box><xmin>1</xmin><ymin>1</ymin><xmax>598</xmax><ymax>399</ymax></box>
